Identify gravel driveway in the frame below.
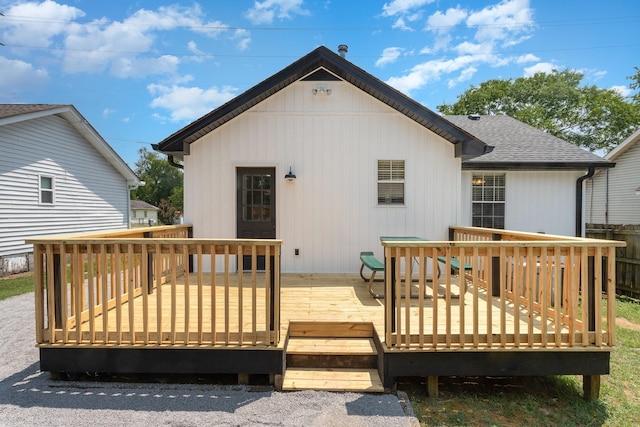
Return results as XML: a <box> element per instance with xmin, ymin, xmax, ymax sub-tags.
<box><xmin>0</xmin><ymin>292</ymin><xmax>416</xmax><ymax>426</ymax></box>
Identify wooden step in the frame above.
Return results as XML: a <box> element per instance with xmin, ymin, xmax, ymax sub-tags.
<box><xmin>288</xmin><ymin>321</ymin><xmax>374</xmax><ymax>338</ymax></box>
<box><xmin>282</xmin><ymin>368</ymin><xmax>384</xmax><ymax>392</ymax></box>
<box><xmin>286</xmin><ymin>337</ymin><xmax>378</xmax><ymax>369</ymax></box>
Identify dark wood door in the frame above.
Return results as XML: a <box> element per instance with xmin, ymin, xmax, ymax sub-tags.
<box><xmin>236</xmin><ymin>167</ymin><xmax>276</xmax><ymax>270</ymax></box>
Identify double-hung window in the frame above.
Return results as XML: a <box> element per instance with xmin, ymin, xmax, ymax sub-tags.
<box><xmin>39</xmin><ymin>176</ymin><xmax>54</xmax><ymax>205</ymax></box>
<box><xmin>472</xmin><ymin>174</ymin><xmax>505</xmax><ymax>229</ymax></box>
<box><xmin>378</xmin><ymin>160</ymin><xmax>405</xmax><ymax>205</ymax></box>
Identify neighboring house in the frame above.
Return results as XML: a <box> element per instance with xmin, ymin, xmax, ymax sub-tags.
<box><xmin>586</xmin><ymin>128</ymin><xmax>640</xmax><ymax>225</ymax></box>
<box><xmin>154</xmin><ymin>46</ymin><xmax>611</xmax><ymax>273</ymax></box>
<box><xmin>130</xmin><ymin>199</ymin><xmax>159</xmax><ymax>226</ymax></box>
<box><xmin>0</xmin><ymin>104</ymin><xmax>142</xmax><ymax>276</ymax></box>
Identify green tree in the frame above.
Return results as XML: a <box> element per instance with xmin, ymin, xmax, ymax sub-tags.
<box><xmin>131</xmin><ymin>148</ymin><xmax>183</xmax><ymax>214</ymax></box>
<box><xmin>438</xmin><ymin>69</ymin><xmax>640</xmax><ymax>152</ymax></box>
<box><xmin>157</xmin><ymin>198</ymin><xmax>178</xmax><ymax>225</ymax></box>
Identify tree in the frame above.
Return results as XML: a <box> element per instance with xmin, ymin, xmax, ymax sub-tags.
<box><xmin>157</xmin><ymin>198</ymin><xmax>178</xmax><ymax>225</ymax></box>
<box><xmin>438</xmin><ymin>69</ymin><xmax>640</xmax><ymax>152</ymax></box>
<box><xmin>131</xmin><ymin>148</ymin><xmax>183</xmax><ymax>215</ymax></box>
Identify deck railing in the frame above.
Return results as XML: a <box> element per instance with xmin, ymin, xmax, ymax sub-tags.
<box><xmin>382</xmin><ymin>226</ymin><xmax>625</xmax><ymax>350</ymax></box>
<box><xmin>29</xmin><ymin>225</ymin><xmax>281</xmax><ymax>348</ymax></box>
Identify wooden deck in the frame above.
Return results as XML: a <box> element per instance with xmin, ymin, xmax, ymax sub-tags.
<box><xmin>29</xmin><ymin>225</ymin><xmax>624</xmax><ymax>397</ymax></box>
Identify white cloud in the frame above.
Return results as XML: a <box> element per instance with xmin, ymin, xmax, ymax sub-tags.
<box><xmin>0</xmin><ymin>0</ymin><xmax>84</xmax><ymax>47</ymax></box>
<box><xmin>382</xmin><ymin>0</ymin><xmax>435</xmax><ymax>17</ymax></box>
<box><xmin>426</xmin><ymin>7</ymin><xmax>468</xmax><ymax>35</ymax></box>
<box><xmin>386</xmin><ymin>55</ymin><xmax>478</xmax><ymax>94</ymax></box>
<box><xmin>392</xmin><ymin>17</ymin><xmax>412</xmax><ymax>31</ymax></box>
<box><xmin>516</xmin><ymin>53</ymin><xmax>539</xmax><ymax>64</ymax></box>
<box><xmin>376</xmin><ymin>47</ymin><xmax>404</xmax><ymax>67</ymax></box>
<box><xmin>102</xmin><ymin>108</ymin><xmax>116</xmax><ymax>118</ymax></box>
<box><xmin>148</xmin><ymin>83</ymin><xmax>238</xmax><ymax>122</ymax></box>
<box><xmin>245</xmin><ymin>0</ymin><xmax>310</xmax><ymax>25</ymax></box>
<box><xmin>611</xmin><ymin>85</ymin><xmax>632</xmax><ymax>97</ymax></box>
<box><xmin>467</xmin><ymin>0</ymin><xmax>534</xmax><ymax>44</ymax></box>
<box><xmin>447</xmin><ymin>67</ymin><xmax>477</xmax><ymax>88</ymax></box>
<box><xmin>0</xmin><ymin>56</ymin><xmax>48</xmax><ymax>98</ymax></box>
<box><xmin>524</xmin><ymin>62</ymin><xmax>558</xmax><ymax>76</ymax></box>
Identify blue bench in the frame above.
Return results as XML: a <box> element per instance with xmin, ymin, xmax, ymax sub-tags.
<box><xmin>359</xmin><ymin>251</ymin><xmax>384</xmax><ymax>299</ymax></box>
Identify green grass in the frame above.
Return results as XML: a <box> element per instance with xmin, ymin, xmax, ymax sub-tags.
<box><xmin>404</xmin><ymin>296</ymin><xmax>640</xmax><ymax>426</ymax></box>
<box><xmin>0</xmin><ymin>273</ymin><xmax>34</xmax><ymax>301</ymax></box>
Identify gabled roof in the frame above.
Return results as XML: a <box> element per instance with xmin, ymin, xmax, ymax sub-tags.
<box><xmin>605</xmin><ymin>127</ymin><xmax>640</xmax><ymax>161</ymax></box>
<box><xmin>446</xmin><ymin>115</ymin><xmax>613</xmax><ymax>170</ymax></box>
<box><xmin>130</xmin><ymin>200</ymin><xmax>159</xmax><ymax>210</ymax></box>
<box><xmin>153</xmin><ymin>46</ymin><xmax>490</xmax><ymax>160</ymax></box>
<box><xmin>0</xmin><ymin>104</ymin><xmax>142</xmax><ymax>186</ymax></box>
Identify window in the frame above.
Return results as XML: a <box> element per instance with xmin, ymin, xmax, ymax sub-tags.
<box><xmin>472</xmin><ymin>174</ymin><xmax>505</xmax><ymax>229</ymax></box>
<box><xmin>39</xmin><ymin>176</ymin><xmax>54</xmax><ymax>204</ymax></box>
<box><xmin>378</xmin><ymin>160</ymin><xmax>405</xmax><ymax>205</ymax></box>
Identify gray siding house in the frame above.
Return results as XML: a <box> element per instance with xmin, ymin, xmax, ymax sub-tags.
<box><xmin>586</xmin><ymin>128</ymin><xmax>640</xmax><ymax>225</ymax></box>
<box><xmin>0</xmin><ymin>104</ymin><xmax>142</xmax><ymax>276</ymax></box>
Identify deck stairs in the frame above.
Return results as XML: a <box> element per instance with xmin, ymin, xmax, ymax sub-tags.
<box><xmin>282</xmin><ymin>321</ymin><xmax>384</xmax><ymax>392</ymax></box>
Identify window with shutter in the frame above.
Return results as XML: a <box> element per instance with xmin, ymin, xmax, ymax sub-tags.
<box><xmin>378</xmin><ymin>160</ymin><xmax>405</xmax><ymax>205</ymax></box>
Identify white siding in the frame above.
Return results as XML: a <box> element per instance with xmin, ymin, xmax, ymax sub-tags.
<box><xmin>462</xmin><ymin>170</ymin><xmax>582</xmax><ymax>236</ymax></box>
<box><xmin>185</xmin><ymin>80</ymin><xmax>461</xmax><ymax>273</ymax></box>
<box><xmin>587</xmin><ymin>142</ymin><xmax>640</xmax><ymax>225</ymax></box>
<box><xmin>0</xmin><ymin>115</ymin><xmax>130</xmax><ymax>257</ymax></box>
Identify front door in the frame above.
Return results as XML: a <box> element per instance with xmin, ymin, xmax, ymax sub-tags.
<box><xmin>236</xmin><ymin>167</ymin><xmax>276</xmax><ymax>270</ymax></box>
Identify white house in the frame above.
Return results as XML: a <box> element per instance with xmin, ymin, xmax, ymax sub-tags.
<box><xmin>586</xmin><ymin>128</ymin><xmax>640</xmax><ymax>225</ymax></box>
<box><xmin>0</xmin><ymin>104</ymin><xmax>142</xmax><ymax>276</ymax></box>
<box><xmin>154</xmin><ymin>46</ymin><xmax>611</xmax><ymax>273</ymax></box>
<box><xmin>130</xmin><ymin>199</ymin><xmax>159</xmax><ymax>226</ymax></box>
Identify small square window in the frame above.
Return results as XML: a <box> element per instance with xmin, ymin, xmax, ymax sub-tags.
<box><xmin>378</xmin><ymin>160</ymin><xmax>405</xmax><ymax>205</ymax></box>
<box><xmin>40</xmin><ymin>176</ymin><xmax>54</xmax><ymax>204</ymax></box>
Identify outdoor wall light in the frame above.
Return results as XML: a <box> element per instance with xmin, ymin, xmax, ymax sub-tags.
<box><xmin>636</xmin><ymin>186</ymin><xmax>640</xmax><ymax>196</ymax></box>
<box><xmin>285</xmin><ymin>167</ymin><xmax>296</xmax><ymax>182</ymax></box>
<box><xmin>312</xmin><ymin>87</ymin><xmax>332</xmax><ymax>96</ymax></box>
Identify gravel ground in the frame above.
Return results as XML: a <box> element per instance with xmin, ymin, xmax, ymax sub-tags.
<box><xmin>0</xmin><ymin>292</ymin><xmax>417</xmax><ymax>426</ymax></box>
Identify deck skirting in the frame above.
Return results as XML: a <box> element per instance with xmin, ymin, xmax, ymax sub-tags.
<box><xmin>39</xmin><ymin>346</ymin><xmax>284</xmax><ymax>376</ymax></box>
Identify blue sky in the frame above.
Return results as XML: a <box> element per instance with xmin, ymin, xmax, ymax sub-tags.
<box><xmin>1</xmin><ymin>0</ymin><xmax>639</xmax><ymax>168</ymax></box>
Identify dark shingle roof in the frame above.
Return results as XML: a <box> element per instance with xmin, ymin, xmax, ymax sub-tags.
<box><xmin>154</xmin><ymin>46</ymin><xmax>490</xmax><ymax>160</ymax></box>
<box><xmin>0</xmin><ymin>104</ymin><xmax>68</xmax><ymax>120</ymax></box>
<box><xmin>130</xmin><ymin>200</ymin><xmax>159</xmax><ymax>210</ymax></box>
<box><xmin>446</xmin><ymin>115</ymin><xmax>612</xmax><ymax>170</ymax></box>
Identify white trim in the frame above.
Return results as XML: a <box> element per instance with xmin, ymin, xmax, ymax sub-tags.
<box><xmin>605</xmin><ymin>128</ymin><xmax>640</xmax><ymax>160</ymax></box>
<box><xmin>38</xmin><ymin>174</ymin><xmax>55</xmax><ymax>205</ymax></box>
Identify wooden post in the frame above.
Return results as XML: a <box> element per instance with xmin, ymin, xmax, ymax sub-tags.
<box><xmin>588</xmin><ymin>256</ymin><xmax>596</xmax><ymax>332</ymax></box>
<box><xmin>188</xmin><ymin>227</ymin><xmax>194</xmax><ymax>273</ymax></box>
<box><xmin>583</xmin><ymin>375</ymin><xmax>600</xmax><ymax>401</ymax></box>
<box><xmin>426</xmin><ymin>376</ymin><xmax>439</xmax><ymax>397</ymax></box>
<box><xmin>143</xmin><ymin>231</ymin><xmax>154</xmax><ymax>294</ymax></box>
<box><xmin>53</xmin><ymin>253</ymin><xmax>62</xmax><ymax>328</ymax></box>
<box><xmin>491</xmin><ymin>233</ymin><xmax>501</xmax><ymax>297</ymax></box>
<box><xmin>269</xmin><ymin>253</ymin><xmax>276</xmax><ymax>332</ymax></box>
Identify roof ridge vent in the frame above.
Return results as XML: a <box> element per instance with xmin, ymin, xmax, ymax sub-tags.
<box><xmin>468</xmin><ymin>114</ymin><xmax>481</xmax><ymax>120</ymax></box>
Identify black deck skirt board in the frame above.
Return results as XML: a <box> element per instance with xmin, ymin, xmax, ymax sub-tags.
<box><xmin>40</xmin><ymin>347</ymin><xmax>284</xmax><ymax>375</ymax></box>
<box><xmin>384</xmin><ymin>350</ymin><xmax>610</xmax><ymax>380</ymax></box>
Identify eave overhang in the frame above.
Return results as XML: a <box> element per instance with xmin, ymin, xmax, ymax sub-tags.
<box><xmin>154</xmin><ymin>46</ymin><xmax>490</xmax><ymax>160</ymax></box>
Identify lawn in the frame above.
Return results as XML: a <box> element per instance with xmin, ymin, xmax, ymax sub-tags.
<box><xmin>402</xmin><ymin>295</ymin><xmax>640</xmax><ymax>426</ymax></box>
<box><xmin>0</xmin><ymin>272</ymin><xmax>34</xmax><ymax>301</ymax></box>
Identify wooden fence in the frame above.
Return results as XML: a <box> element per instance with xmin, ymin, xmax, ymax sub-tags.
<box><xmin>29</xmin><ymin>226</ymin><xmax>282</xmax><ymax>348</ymax></box>
<box><xmin>586</xmin><ymin>224</ymin><xmax>640</xmax><ymax>299</ymax></box>
<box><xmin>382</xmin><ymin>227</ymin><xmax>624</xmax><ymax>350</ymax></box>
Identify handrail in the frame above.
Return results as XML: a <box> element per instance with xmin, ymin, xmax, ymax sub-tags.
<box><xmin>382</xmin><ymin>227</ymin><xmax>625</xmax><ymax>350</ymax></box>
<box><xmin>29</xmin><ymin>227</ymin><xmax>282</xmax><ymax>348</ymax></box>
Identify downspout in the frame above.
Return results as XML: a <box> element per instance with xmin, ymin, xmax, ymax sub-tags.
<box><xmin>605</xmin><ymin>169</ymin><xmax>609</xmax><ymax>225</ymax></box>
<box><xmin>576</xmin><ymin>167</ymin><xmax>595</xmax><ymax>237</ymax></box>
<box><xmin>168</xmin><ymin>155</ymin><xmax>184</xmax><ymax>169</ymax></box>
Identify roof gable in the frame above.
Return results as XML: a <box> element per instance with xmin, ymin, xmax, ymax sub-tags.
<box><xmin>605</xmin><ymin>128</ymin><xmax>640</xmax><ymax>161</ymax></box>
<box><xmin>446</xmin><ymin>114</ymin><xmax>613</xmax><ymax>170</ymax></box>
<box><xmin>154</xmin><ymin>46</ymin><xmax>489</xmax><ymax>160</ymax></box>
<box><xmin>0</xmin><ymin>104</ymin><xmax>142</xmax><ymax>185</ymax></box>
